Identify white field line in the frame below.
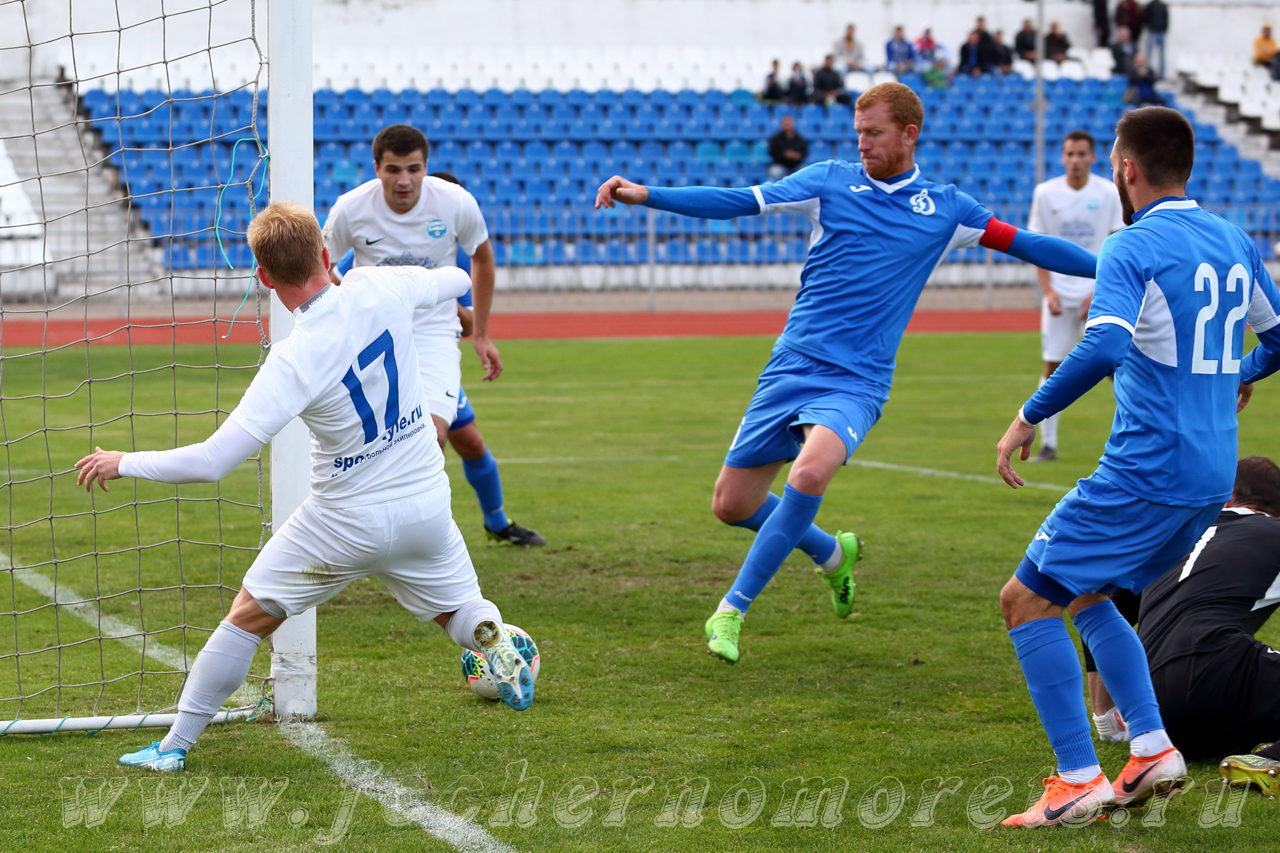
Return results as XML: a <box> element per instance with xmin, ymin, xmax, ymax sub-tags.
<box><xmin>3</xmin><ymin>554</ymin><xmax>518</xmax><ymax>853</ymax></box>
<box><xmin>847</xmin><ymin>459</ymin><xmax>1073</xmax><ymax>493</ymax></box>
<box><xmin>2</xmin><ymin>554</ymin><xmax>259</xmax><ymax>706</ymax></box>
<box><xmin>280</xmin><ymin>721</ymin><xmax>518</xmax><ymax>853</ymax></box>
<box><xmin>485</xmin><ymin>453</ymin><xmax>1074</xmax><ymax>494</ymax></box>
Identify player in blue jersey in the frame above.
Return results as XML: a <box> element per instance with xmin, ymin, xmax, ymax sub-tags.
<box><xmin>995</xmin><ymin>106</ymin><xmax>1280</xmax><ymax>827</ymax></box>
<box><xmin>596</xmin><ymin>82</ymin><xmax>1099</xmax><ymax>664</ymax></box>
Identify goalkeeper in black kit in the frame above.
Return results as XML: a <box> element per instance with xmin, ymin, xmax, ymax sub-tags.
<box><xmin>1134</xmin><ymin>456</ymin><xmax>1280</xmax><ymax>796</ymax></box>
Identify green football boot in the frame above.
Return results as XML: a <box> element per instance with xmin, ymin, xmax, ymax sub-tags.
<box><xmin>1219</xmin><ymin>748</ymin><xmax>1280</xmax><ymax>799</ymax></box>
<box><xmin>704</xmin><ymin>609</ymin><xmax>743</xmax><ymax>665</ymax></box>
<box><xmin>817</xmin><ymin>531</ymin><xmax>862</xmax><ymax>619</ymax></box>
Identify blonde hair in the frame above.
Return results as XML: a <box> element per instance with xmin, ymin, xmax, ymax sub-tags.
<box><xmin>247</xmin><ymin>201</ymin><xmax>326</xmax><ymax>287</ymax></box>
<box><xmin>855</xmin><ymin>82</ymin><xmax>924</xmax><ymax>133</ymax></box>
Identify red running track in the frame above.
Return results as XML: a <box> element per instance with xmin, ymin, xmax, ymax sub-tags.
<box><xmin>0</xmin><ymin>310</ymin><xmax>1039</xmax><ymax>347</ymax></box>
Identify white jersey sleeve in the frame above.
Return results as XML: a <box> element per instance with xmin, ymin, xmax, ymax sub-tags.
<box><xmin>454</xmin><ymin>190</ymin><xmax>489</xmax><ymax>256</ymax></box>
<box><xmin>120</xmin><ymin>418</ymin><xmax>264</xmax><ymax>484</ymax></box>
<box><xmin>228</xmin><ymin>344</ymin><xmax>313</xmax><ymax>444</ymax></box>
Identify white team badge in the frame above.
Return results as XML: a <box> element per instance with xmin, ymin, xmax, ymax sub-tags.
<box><xmin>849</xmin><ymin>185</ymin><xmax>873</xmax><ymax>194</ymax></box>
<box><xmin>426</xmin><ymin>218</ymin><xmax>447</xmax><ymax>238</ymax></box>
<box><xmin>909</xmin><ymin>188</ymin><xmax>935</xmax><ymax>216</ymax></box>
<box><xmin>1033</xmin><ymin>531</ymin><xmax>1051</xmax><ymax>542</ymax></box>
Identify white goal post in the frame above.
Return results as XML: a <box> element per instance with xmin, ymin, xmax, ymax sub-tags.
<box><xmin>0</xmin><ymin>0</ymin><xmax>316</xmax><ymax>735</ymax></box>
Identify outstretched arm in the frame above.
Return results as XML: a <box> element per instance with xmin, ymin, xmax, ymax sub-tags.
<box><xmin>76</xmin><ymin>418</ymin><xmax>265</xmax><ymax>492</ymax></box>
<box><xmin>996</xmin><ymin>323</ymin><xmax>1131</xmax><ymax>488</ymax></box>
<box><xmin>979</xmin><ymin>219</ymin><xmax>1098</xmax><ymax>279</ymax></box>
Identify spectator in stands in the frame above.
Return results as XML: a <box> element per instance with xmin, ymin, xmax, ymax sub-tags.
<box><xmin>1116</xmin><ymin>0</ymin><xmax>1144</xmax><ymax>44</ymax></box>
<box><xmin>884</xmin><ymin>26</ymin><xmax>915</xmax><ymax>75</ymax></box>
<box><xmin>1255</xmin><ymin>23</ymin><xmax>1278</xmax><ymax>68</ymax></box>
<box><xmin>915</xmin><ymin>27</ymin><xmax>941</xmax><ymax>70</ymax></box>
<box><xmin>1143</xmin><ymin>0</ymin><xmax>1169</xmax><ymax>79</ymax></box>
<box><xmin>767</xmin><ymin>114</ymin><xmax>809</xmax><ymax>178</ymax></box>
<box><xmin>992</xmin><ymin>30</ymin><xmax>1014</xmax><ymax>73</ymax></box>
<box><xmin>834</xmin><ymin>24</ymin><xmax>865</xmax><ymax>73</ymax></box>
<box><xmin>763</xmin><ymin>59</ymin><xmax>785</xmax><ymax>101</ymax></box>
<box><xmin>922</xmin><ymin>45</ymin><xmax>952</xmax><ymax>89</ymax></box>
<box><xmin>785</xmin><ymin>62</ymin><xmax>809</xmax><ymax>106</ymax></box>
<box><xmin>811</xmin><ymin>55</ymin><xmax>852</xmax><ymax>106</ymax></box>
<box><xmin>1125</xmin><ymin>54</ymin><xmax>1165</xmax><ymax>104</ymax></box>
<box><xmin>1112</xmin><ymin>26</ymin><xmax>1136</xmax><ymax>75</ymax></box>
<box><xmin>958</xmin><ymin>31</ymin><xmax>990</xmax><ymax>77</ymax></box>
<box><xmin>1044</xmin><ymin>21</ymin><xmax>1071</xmax><ymax>63</ymax></box>
<box><xmin>1015</xmin><ymin>19</ymin><xmax>1038</xmax><ymax>62</ymax></box>
<box><xmin>1094</xmin><ymin>0</ymin><xmax>1112</xmax><ymax>49</ymax></box>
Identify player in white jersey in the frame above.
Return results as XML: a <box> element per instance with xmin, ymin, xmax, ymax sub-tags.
<box><xmin>75</xmin><ymin>203</ymin><xmax>535</xmax><ymax>772</ymax></box>
<box><xmin>323</xmin><ymin>126</ymin><xmax>544</xmax><ymax>546</ymax></box>
<box><xmin>1026</xmin><ymin>130</ymin><xmax>1125</xmax><ymax>462</ymax></box>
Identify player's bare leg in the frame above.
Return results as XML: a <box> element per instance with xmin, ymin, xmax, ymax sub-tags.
<box><xmin>707</xmin><ymin>426</ymin><xmax>862</xmax><ymax>663</ymax></box>
<box><xmin>432</xmin><ymin>415</ymin><xmax>450</xmax><ymax>449</ymax></box>
<box><xmin>449</xmin><ymin>420</ymin><xmax>544</xmax><ymax>546</ymax></box>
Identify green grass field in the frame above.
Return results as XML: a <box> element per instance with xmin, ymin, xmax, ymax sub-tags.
<box><xmin>1</xmin><ymin>332</ymin><xmax>1278</xmax><ymax>852</ymax></box>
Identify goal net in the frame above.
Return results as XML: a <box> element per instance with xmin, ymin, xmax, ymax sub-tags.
<box><xmin>0</xmin><ymin>0</ymin><xmax>309</xmax><ymax>736</ymax></box>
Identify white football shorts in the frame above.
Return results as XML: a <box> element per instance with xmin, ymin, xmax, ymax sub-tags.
<box><xmin>417</xmin><ymin>337</ymin><xmax>463</xmax><ymax>425</ymax></box>
<box><xmin>1041</xmin><ymin>298</ymin><xmax>1087</xmax><ymax>363</ymax></box>
<box><xmin>242</xmin><ymin>484</ymin><xmax>480</xmax><ymax>622</ymax></box>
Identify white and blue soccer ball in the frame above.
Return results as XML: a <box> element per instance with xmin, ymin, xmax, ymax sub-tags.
<box><xmin>460</xmin><ymin>624</ymin><xmax>540</xmax><ymax>700</ymax></box>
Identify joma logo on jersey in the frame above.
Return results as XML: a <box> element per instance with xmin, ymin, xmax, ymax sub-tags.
<box><xmin>909</xmin><ymin>189</ymin><xmax>935</xmax><ymax>216</ymax></box>
<box><xmin>426</xmin><ymin>219</ymin><xmax>447</xmax><ymax>238</ymax></box>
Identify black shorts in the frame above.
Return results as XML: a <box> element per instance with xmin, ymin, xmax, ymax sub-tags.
<box><xmin>1151</xmin><ymin>633</ymin><xmax>1280</xmax><ymax>760</ymax></box>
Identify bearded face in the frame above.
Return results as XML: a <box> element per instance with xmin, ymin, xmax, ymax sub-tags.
<box><xmin>1111</xmin><ymin>144</ymin><xmax>1136</xmax><ymax>225</ymax></box>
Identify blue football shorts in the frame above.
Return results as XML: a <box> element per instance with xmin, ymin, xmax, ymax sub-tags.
<box><xmin>448</xmin><ymin>386</ymin><xmax>476</xmax><ymax>431</ymax></box>
<box><xmin>1018</xmin><ymin>473</ymin><xmax>1223</xmax><ymax>606</ymax></box>
<box><xmin>724</xmin><ymin>344</ymin><xmax>888</xmax><ymax>469</ymax></box>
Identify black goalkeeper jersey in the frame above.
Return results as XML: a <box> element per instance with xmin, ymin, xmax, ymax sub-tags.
<box><xmin>1138</xmin><ymin>508</ymin><xmax>1280</xmax><ymax>671</ymax></box>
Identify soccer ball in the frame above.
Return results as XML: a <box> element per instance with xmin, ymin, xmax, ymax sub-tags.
<box><xmin>460</xmin><ymin>624</ymin><xmax>540</xmax><ymax>700</ymax></box>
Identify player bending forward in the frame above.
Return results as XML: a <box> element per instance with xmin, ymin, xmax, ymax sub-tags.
<box><xmin>76</xmin><ymin>202</ymin><xmax>535</xmax><ymax>773</ymax></box>
<box><xmin>995</xmin><ymin>107</ymin><xmax>1280</xmax><ymax>827</ymax></box>
<box><xmin>597</xmin><ymin>82</ymin><xmax>1099</xmax><ymax>664</ymax></box>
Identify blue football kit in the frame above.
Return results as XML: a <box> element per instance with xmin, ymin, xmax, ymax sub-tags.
<box><xmin>1007</xmin><ymin>196</ymin><xmax>1280</xmax><ymax>777</ymax></box>
<box><xmin>643</xmin><ymin>159</ymin><xmax>1098</xmax><ymax>616</ymax></box>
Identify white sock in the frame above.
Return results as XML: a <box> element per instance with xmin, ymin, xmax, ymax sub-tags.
<box><xmin>445</xmin><ymin>598</ymin><xmax>504</xmax><ymax>653</ymax></box>
<box><xmin>1039</xmin><ymin>377</ymin><xmax>1059</xmax><ymax>448</ymax></box>
<box><xmin>1092</xmin><ymin>707</ymin><xmax>1130</xmax><ymax>742</ymax></box>
<box><xmin>160</xmin><ymin>620</ymin><xmax>261</xmax><ymax>753</ymax></box>
<box><xmin>1059</xmin><ymin>764</ymin><xmax>1102</xmax><ymax>784</ymax></box>
<box><xmin>820</xmin><ymin>539</ymin><xmax>844</xmax><ymax>573</ymax></box>
<box><xmin>716</xmin><ymin>598</ymin><xmax>740</xmax><ymax>615</ymax></box>
<box><xmin>1130</xmin><ymin>728</ymin><xmax>1174</xmax><ymax>758</ymax></box>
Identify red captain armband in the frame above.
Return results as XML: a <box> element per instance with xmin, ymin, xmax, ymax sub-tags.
<box><xmin>978</xmin><ymin>217</ymin><xmax>1017</xmax><ymax>252</ymax></box>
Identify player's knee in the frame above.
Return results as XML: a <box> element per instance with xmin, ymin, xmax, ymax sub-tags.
<box><xmin>448</xmin><ymin>425</ymin><xmax>487</xmax><ymax>459</ymax></box>
<box><xmin>786</xmin><ymin>461</ymin><xmax>832</xmax><ymax>497</ymax></box>
<box><xmin>711</xmin><ymin>486</ymin><xmax>752</xmax><ymax>525</ymax></box>
<box><xmin>998</xmin><ymin>579</ymin><xmax>1023</xmax><ymax>628</ymax></box>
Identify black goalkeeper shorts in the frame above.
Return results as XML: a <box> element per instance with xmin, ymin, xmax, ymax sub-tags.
<box><xmin>1151</xmin><ymin>633</ymin><xmax>1280</xmax><ymax>761</ymax></box>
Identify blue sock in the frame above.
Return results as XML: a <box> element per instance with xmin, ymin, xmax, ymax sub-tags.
<box><xmin>1073</xmin><ymin>600</ymin><xmax>1163</xmax><ymax>738</ymax></box>
<box><xmin>462</xmin><ymin>451</ymin><xmax>509</xmax><ymax>531</ymax></box>
<box><xmin>728</xmin><ymin>491</ymin><xmax>838</xmax><ymax>565</ymax></box>
<box><xmin>1009</xmin><ymin>618</ymin><xmax>1098</xmax><ymax>772</ymax></box>
<box><xmin>725</xmin><ymin>484</ymin><xmax>825</xmax><ymax>612</ymax></box>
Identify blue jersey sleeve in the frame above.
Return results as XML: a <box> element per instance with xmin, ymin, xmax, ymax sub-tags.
<box><xmin>1022</xmin><ymin>323</ymin><xmax>1131</xmax><ymax>423</ymax></box>
<box><xmin>1242</xmin><ymin>255</ymin><xmax>1280</xmax><ymax>383</ymax></box>
<box><xmin>458</xmin><ymin>288</ymin><xmax>473</xmax><ymax>308</ymax></box>
<box><xmin>336</xmin><ymin>247</ymin><xmax>355</xmax><ymax>277</ymax></box>
<box><xmin>644</xmin><ymin>185</ymin><xmax>760</xmax><ymax>220</ymax></box>
<box><xmin>754</xmin><ymin>161</ymin><xmax>836</xmax><ymax>213</ymax></box>
<box><xmin>1083</xmin><ymin>231</ymin><xmax>1147</xmax><ymax>333</ymax></box>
